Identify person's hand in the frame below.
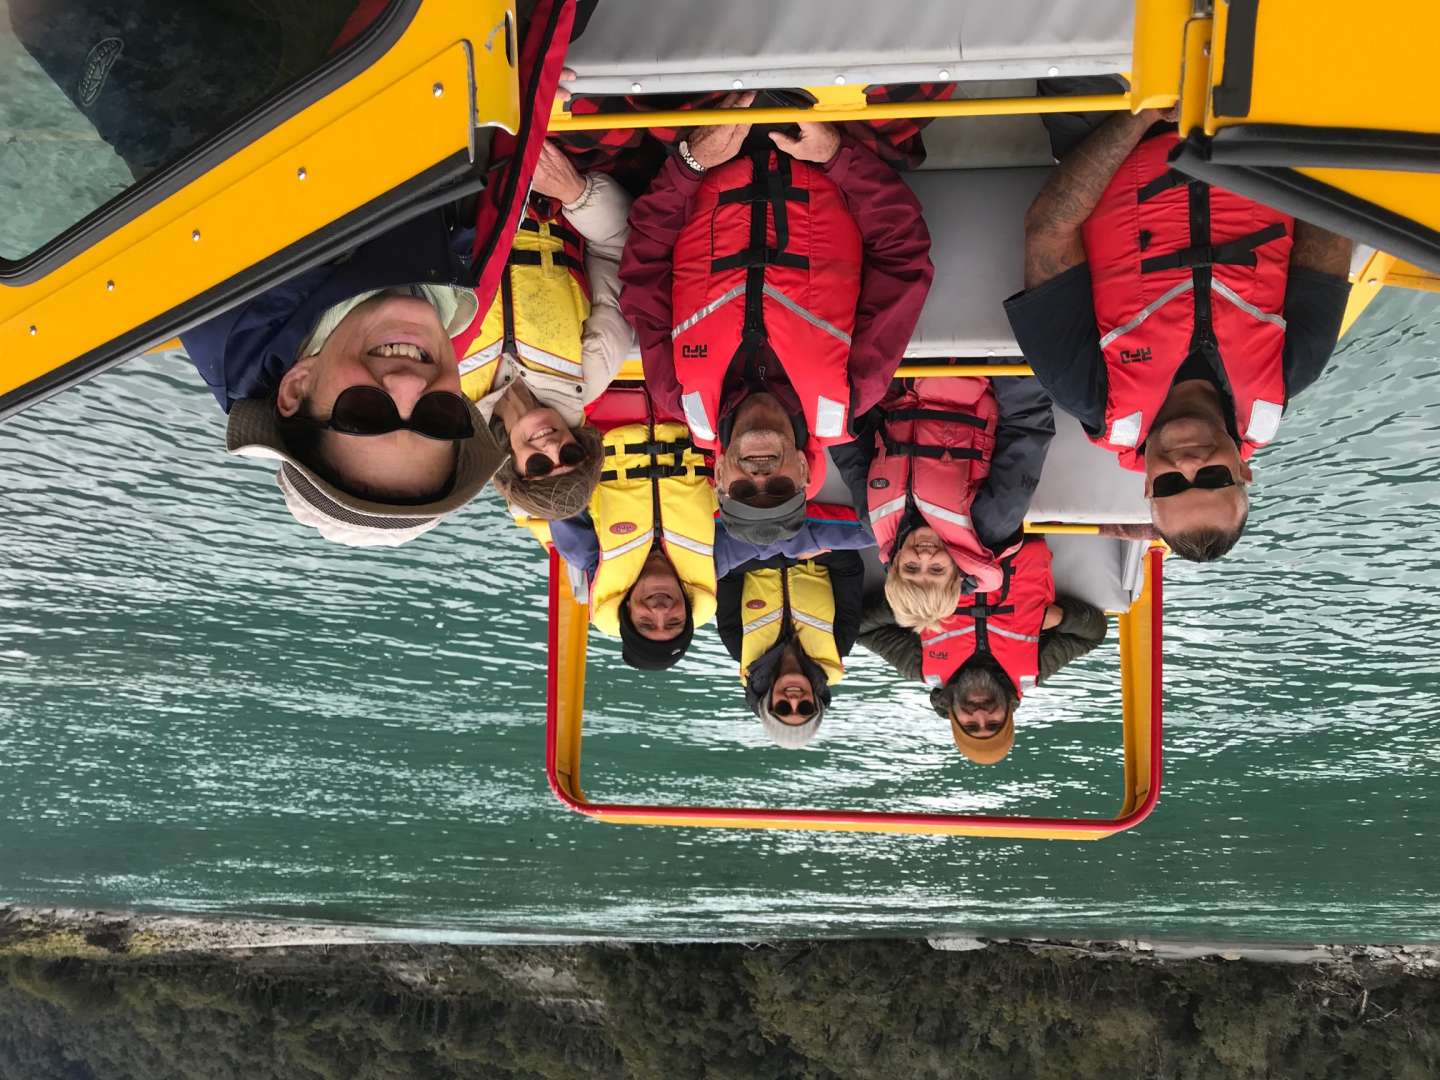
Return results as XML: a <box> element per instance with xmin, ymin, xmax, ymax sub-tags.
<box><xmin>769</xmin><ymin>122</ymin><xmax>841</xmax><ymax>164</ymax></box>
<box><xmin>685</xmin><ymin>91</ymin><xmax>757</xmax><ymax>169</ymax></box>
<box><xmin>1043</xmin><ymin>603</ymin><xmax>1064</xmax><ymax>631</ymax></box>
<box><xmin>1098</xmin><ymin>522</ymin><xmax>1162</xmax><ymax>541</ymax></box>
<box><xmin>795</xmin><ymin>548</ymin><xmax>829</xmax><ymax>560</ymax></box>
<box><xmin>556</xmin><ymin>68</ymin><xmax>577</xmax><ymax>104</ymax></box>
<box><xmin>532</xmin><ymin>140</ymin><xmax>587</xmax><ymax>204</ymax></box>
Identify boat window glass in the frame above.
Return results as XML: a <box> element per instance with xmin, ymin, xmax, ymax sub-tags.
<box><xmin>0</xmin><ymin>0</ymin><xmax>376</xmax><ymax>263</ymax></box>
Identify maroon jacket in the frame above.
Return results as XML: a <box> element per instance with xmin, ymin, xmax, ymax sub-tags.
<box><xmin>619</xmin><ymin>139</ymin><xmax>934</xmax><ymax>434</ymax></box>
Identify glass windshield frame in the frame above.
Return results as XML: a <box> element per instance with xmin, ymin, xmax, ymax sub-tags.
<box><xmin>0</xmin><ymin>0</ymin><xmax>418</xmax><ymax>283</ymax></box>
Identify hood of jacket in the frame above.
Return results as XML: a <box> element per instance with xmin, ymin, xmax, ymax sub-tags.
<box><xmin>180</xmin><ymin>209</ymin><xmax>470</xmax><ymax>412</ymax></box>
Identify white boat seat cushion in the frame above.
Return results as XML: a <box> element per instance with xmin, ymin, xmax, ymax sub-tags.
<box><xmin>1047</xmin><ymin>534</ymin><xmax>1148</xmax><ymax>613</ymax></box>
<box><xmin>1029</xmin><ymin>412</ymin><xmax>1149</xmax><ymax>524</ymax></box>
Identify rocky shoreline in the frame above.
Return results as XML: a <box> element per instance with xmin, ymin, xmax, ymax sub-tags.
<box><xmin>5</xmin><ymin>905</ymin><xmax>1440</xmax><ymax>1078</ymax></box>
<box><xmin>5</xmin><ymin>905</ymin><xmax>1439</xmax><ymax>978</ymax></box>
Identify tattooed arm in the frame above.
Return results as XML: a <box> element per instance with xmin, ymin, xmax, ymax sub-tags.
<box><xmin>1023</xmin><ymin>109</ymin><xmax>1164</xmax><ymax>289</ymax></box>
<box><xmin>1290</xmin><ymin>221</ymin><xmax>1354</xmax><ymax>277</ymax></box>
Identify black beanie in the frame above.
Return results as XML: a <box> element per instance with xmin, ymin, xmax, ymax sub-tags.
<box><xmin>618</xmin><ymin>590</ymin><xmax>694</xmax><ymax>671</ymax></box>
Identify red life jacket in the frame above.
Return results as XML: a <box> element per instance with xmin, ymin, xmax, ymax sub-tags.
<box><xmin>920</xmin><ymin>537</ymin><xmax>1055</xmax><ymax>699</ymax></box>
<box><xmin>1081</xmin><ymin>131</ymin><xmax>1293</xmax><ymax>471</ymax></box>
<box><xmin>867</xmin><ymin>377</ymin><xmax>1007</xmax><ymax>594</ymax></box>
<box><xmin>670</xmin><ymin>146</ymin><xmax>863</xmax><ymax>497</ymax></box>
<box><xmin>585</xmin><ymin>382</ymin><xmax>681</xmax><ymax>430</ymax></box>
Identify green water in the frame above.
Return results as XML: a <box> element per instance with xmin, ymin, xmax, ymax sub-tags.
<box><xmin>2</xmin><ymin>291</ymin><xmax>1438</xmax><ymax>942</ymax></box>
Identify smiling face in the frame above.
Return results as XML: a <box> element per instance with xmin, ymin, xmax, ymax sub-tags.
<box><xmin>715</xmin><ymin>393</ymin><xmax>808</xmax><ymax>505</ymax></box>
<box><xmin>627</xmin><ymin>549</ymin><xmax>687</xmax><ymax>641</ymax></box>
<box><xmin>510</xmin><ymin>406</ymin><xmax>580</xmax><ymax>477</ymax></box>
<box><xmin>276</xmin><ymin>293</ymin><xmax>459</xmax><ymax>500</ymax></box>
<box><xmin>1144</xmin><ymin>414</ymin><xmax>1252</xmax><ymax>555</ymax></box>
<box><xmin>768</xmin><ymin>643</ymin><xmax>817</xmax><ymax>725</ymax></box>
<box><xmin>896</xmin><ymin>526</ymin><xmax>960</xmax><ymax>586</ymax></box>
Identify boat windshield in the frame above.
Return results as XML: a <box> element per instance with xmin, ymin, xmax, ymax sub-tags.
<box><xmin>0</xmin><ymin>0</ymin><xmax>363</xmax><ymax>263</ymax></box>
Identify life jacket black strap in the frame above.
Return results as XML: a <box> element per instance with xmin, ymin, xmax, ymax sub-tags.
<box><xmin>1137</xmin><ymin>169</ymin><xmax>1195</xmax><ymax>204</ymax></box>
<box><xmin>717</xmin><ymin>183</ymin><xmax>810</xmax><ymax>206</ymax></box>
<box><xmin>507</xmin><ymin>248</ymin><xmax>583</xmax><ymax>271</ymax></box>
<box><xmin>710</xmin><ymin>247</ymin><xmax>810</xmax><ymax>272</ymax></box>
<box><xmin>622</xmin><ymin>438</ymin><xmax>693</xmax><ymax>456</ymax></box>
<box><xmin>1140</xmin><ymin>222</ymin><xmax>1287</xmax><ymax>273</ymax></box>
<box><xmin>882</xmin><ymin>436</ymin><xmax>983</xmax><ymax>461</ymax></box>
<box><xmin>519</xmin><ymin>217</ymin><xmax>582</xmax><ymax>247</ymax></box>
<box><xmin>886</xmin><ymin>407</ymin><xmax>989</xmax><ymax>429</ymax></box>
<box><xmin>600</xmin><ymin>464</ymin><xmax>713</xmax><ymax>482</ymax></box>
<box><xmin>709</xmin><ymin>148</ymin><xmax>811</xmax><ymax>274</ymax></box>
<box><xmin>956</xmin><ymin>603</ymin><xmax>1014</xmax><ymax>619</ymax></box>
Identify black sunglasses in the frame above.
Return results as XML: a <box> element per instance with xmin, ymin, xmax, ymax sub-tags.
<box><xmin>524</xmin><ymin>441</ymin><xmax>587</xmax><ymax>477</ymax></box>
<box><xmin>289</xmin><ymin>386</ymin><xmax>474</xmax><ymax>441</ymax></box>
<box><xmin>772</xmin><ymin>698</ymin><xmax>816</xmax><ymax>718</ymax></box>
<box><xmin>1152</xmin><ymin>464</ymin><xmax>1237</xmax><ymax>499</ymax></box>
<box><xmin>728</xmin><ymin>476</ymin><xmax>797</xmax><ymax>502</ymax></box>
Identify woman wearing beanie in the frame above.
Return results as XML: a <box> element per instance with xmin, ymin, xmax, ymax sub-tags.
<box><xmin>715</xmin><ymin>550</ymin><xmax>864</xmax><ymax>748</ymax></box>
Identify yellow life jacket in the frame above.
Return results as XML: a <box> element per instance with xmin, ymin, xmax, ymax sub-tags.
<box><xmin>458</xmin><ymin>216</ymin><xmax>591</xmax><ymax>402</ymax></box>
<box><xmin>739</xmin><ymin>560</ymin><xmax>845</xmax><ymax>687</ymax></box>
<box><xmin>589</xmin><ymin>421</ymin><xmax>718</xmax><ymax>635</ymax></box>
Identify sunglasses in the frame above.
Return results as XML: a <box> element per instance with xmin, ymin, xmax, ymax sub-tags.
<box><xmin>728</xmin><ymin>476</ymin><xmax>796</xmax><ymax>502</ymax></box>
<box><xmin>523</xmin><ymin>440</ymin><xmax>587</xmax><ymax>477</ymax></box>
<box><xmin>771</xmin><ymin>698</ymin><xmax>816</xmax><ymax>718</ymax></box>
<box><xmin>290</xmin><ymin>386</ymin><xmax>474</xmax><ymax>441</ymax></box>
<box><xmin>1152</xmin><ymin>464</ymin><xmax>1238</xmax><ymax>499</ymax></box>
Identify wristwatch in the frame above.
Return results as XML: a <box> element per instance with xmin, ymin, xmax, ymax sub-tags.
<box><xmin>677</xmin><ymin>139</ymin><xmax>707</xmax><ymax>174</ymax></box>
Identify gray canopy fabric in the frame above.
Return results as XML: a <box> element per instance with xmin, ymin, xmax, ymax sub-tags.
<box><xmin>563</xmin><ymin>0</ymin><xmax>1133</xmax><ymax>95</ymax></box>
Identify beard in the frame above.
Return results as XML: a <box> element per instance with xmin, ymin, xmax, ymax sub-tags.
<box><xmin>951</xmin><ymin>663</ymin><xmax>1012</xmax><ymax>713</ymax></box>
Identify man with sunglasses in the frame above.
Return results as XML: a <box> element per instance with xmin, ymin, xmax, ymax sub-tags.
<box><xmin>177</xmin><ymin>0</ymin><xmax>579</xmax><ymax>545</ymax></box>
<box><xmin>1005</xmin><ymin>80</ymin><xmax>1354</xmax><ymax>561</ymax></box>
<box><xmin>620</xmin><ymin>97</ymin><xmax>933</xmax><ymax>547</ymax></box>
<box><xmin>182</xmin><ymin>220</ymin><xmax>505</xmax><ymax>546</ymax></box>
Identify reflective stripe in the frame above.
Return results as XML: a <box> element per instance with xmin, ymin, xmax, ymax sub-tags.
<box><xmin>792</xmin><ymin>611</ymin><xmax>834</xmax><ymax>635</ymax></box>
<box><xmin>516</xmin><ymin>342</ymin><xmax>583</xmax><ymax>377</ymax></box>
<box><xmin>600</xmin><ymin>529</ymin><xmax>656</xmax><ymax>562</ymax></box>
<box><xmin>742</xmin><ymin>608</ymin><xmax>783</xmax><ymax>635</ymax></box>
<box><xmin>926</xmin><ymin>626</ymin><xmax>976</xmax><ymax>647</ymax></box>
<box><xmin>459</xmin><ymin>340</ymin><xmax>503</xmax><ymax>374</ymax></box>
<box><xmin>761</xmin><ymin>285</ymin><xmax>852</xmax><ymax>345</ymax></box>
<box><xmin>682</xmin><ymin>391</ymin><xmax>715</xmax><ymax>442</ymax></box>
<box><xmin>1245</xmin><ymin>399</ymin><xmax>1283</xmax><ymax>445</ymax></box>
<box><xmin>814</xmin><ymin>395</ymin><xmax>846</xmax><ymax>439</ymax></box>
<box><xmin>1213</xmin><ymin>280</ymin><xmax>1287</xmax><ymax>330</ymax></box>
<box><xmin>1108</xmin><ymin>410</ymin><xmax>1143</xmax><ymax>449</ymax></box>
<box><xmin>1098</xmin><ymin>279</ymin><xmax>1194</xmax><ymax>349</ymax></box>
<box><xmin>988</xmin><ymin>625</ymin><xmax>1040</xmax><ymax>644</ymax></box>
<box><xmin>671</xmin><ymin>284</ymin><xmax>746</xmax><ymax>338</ymax></box>
<box><xmin>1020</xmin><ymin>675</ymin><xmax>1037</xmax><ymax>692</ymax></box>
<box><xmin>914</xmin><ymin>496</ymin><xmax>971</xmax><ymax>531</ymax></box>
<box><xmin>662</xmin><ymin>529</ymin><xmax>713</xmax><ymax>558</ymax></box>
<box><xmin>870</xmin><ymin>496</ymin><xmax>907</xmax><ymax>522</ymax></box>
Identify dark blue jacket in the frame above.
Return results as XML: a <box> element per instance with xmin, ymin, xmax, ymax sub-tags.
<box><xmin>550</xmin><ymin>504</ymin><xmax>874</xmax><ymax>583</ymax></box>
<box><xmin>179</xmin><ymin>210</ymin><xmax>471</xmax><ymax>412</ymax></box>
